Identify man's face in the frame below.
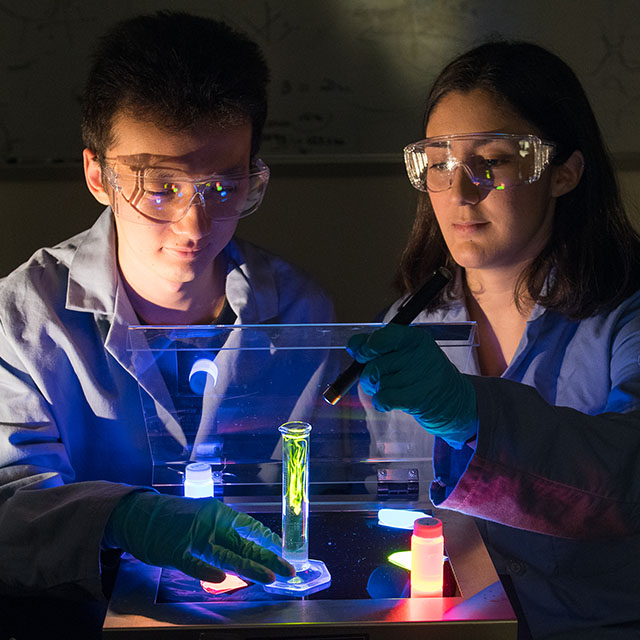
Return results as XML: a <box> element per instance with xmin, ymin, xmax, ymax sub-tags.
<box><xmin>89</xmin><ymin>114</ymin><xmax>253</xmax><ymax>290</ymax></box>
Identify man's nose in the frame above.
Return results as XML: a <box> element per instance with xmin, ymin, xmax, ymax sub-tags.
<box><xmin>172</xmin><ymin>191</ymin><xmax>212</xmax><ymax>237</ymax></box>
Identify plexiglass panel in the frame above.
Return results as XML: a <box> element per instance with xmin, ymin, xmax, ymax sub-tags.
<box><xmin>127</xmin><ymin>323</ymin><xmax>476</xmax><ymax>500</ymax></box>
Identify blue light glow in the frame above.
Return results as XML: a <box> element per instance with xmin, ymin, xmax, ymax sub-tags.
<box><xmin>377</xmin><ymin>508</ymin><xmax>429</xmax><ymax>530</ymax></box>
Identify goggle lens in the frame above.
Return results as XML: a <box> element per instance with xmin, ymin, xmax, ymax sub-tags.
<box><xmin>404</xmin><ymin>134</ymin><xmax>555</xmax><ymax>193</ymax></box>
<box><xmin>104</xmin><ymin>160</ymin><xmax>270</xmax><ymax>224</ymax></box>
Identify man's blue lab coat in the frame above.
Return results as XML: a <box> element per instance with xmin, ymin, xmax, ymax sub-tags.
<box><xmin>0</xmin><ymin>208</ymin><xmax>333</xmax><ymax>598</ymax></box>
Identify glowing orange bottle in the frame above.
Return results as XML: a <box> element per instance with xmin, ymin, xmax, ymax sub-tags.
<box><xmin>410</xmin><ymin>516</ymin><xmax>444</xmax><ymax>597</ymax></box>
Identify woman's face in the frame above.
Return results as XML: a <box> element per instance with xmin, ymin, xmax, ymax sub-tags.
<box><xmin>426</xmin><ymin>89</ymin><xmax>557</xmax><ymax>275</ymax></box>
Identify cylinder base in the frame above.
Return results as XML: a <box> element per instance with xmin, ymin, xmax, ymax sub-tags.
<box><xmin>262</xmin><ymin>558</ymin><xmax>331</xmax><ymax>596</ymax></box>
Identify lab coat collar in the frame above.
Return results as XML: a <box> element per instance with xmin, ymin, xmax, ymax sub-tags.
<box><xmin>65</xmin><ymin>208</ymin><xmax>279</xmax><ymax>324</ymax></box>
<box><xmin>65</xmin><ymin>208</ymin><xmax>141</xmax><ymax>378</ymax></box>
<box><xmin>66</xmin><ymin>208</ymin><xmax>119</xmax><ymax>316</ymax></box>
<box><xmin>435</xmin><ymin>268</ymin><xmax>471</xmax><ymax>323</ymax></box>
<box><xmin>526</xmin><ymin>270</ymin><xmax>555</xmax><ymax>324</ymax></box>
<box><xmin>438</xmin><ymin>266</ymin><xmax>551</xmax><ymax>324</ymax></box>
<box><xmin>224</xmin><ymin>238</ymin><xmax>279</xmax><ymax>323</ymax></box>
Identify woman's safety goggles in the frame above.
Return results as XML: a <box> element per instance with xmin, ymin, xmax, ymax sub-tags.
<box><xmin>101</xmin><ymin>158</ymin><xmax>270</xmax><ymax>225</ymax></box>
<box><xmin>403</xmin><ymin>133</ymin><xmax>556</xmax><ymax>193</ymax></box>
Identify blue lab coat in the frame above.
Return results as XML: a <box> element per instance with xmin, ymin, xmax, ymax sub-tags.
<box><xmin>0</xmin><ymin>208</ymin><xmax>333</xmax><ymax>598</ymax></box>
<box><xmin>383</xmin><ymin>279</ymin><xmax>640</xmax><ymax>638</ymax></box>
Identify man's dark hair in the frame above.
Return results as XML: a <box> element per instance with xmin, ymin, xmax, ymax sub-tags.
<box><xmin>81</xmin><ymin>11</ymin><xmax>269</xmax><ymax>159</ymax></box>
<box><xmin>397</xmin><ymin>40</ymin><xmax>640</xmax><ymax>318</ymax></box>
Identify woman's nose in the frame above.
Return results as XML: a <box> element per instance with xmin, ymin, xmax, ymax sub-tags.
<box><xmin>449</xmin><ymin>163</ymin><xmax>484</xmax><ymax>205</ymax></box>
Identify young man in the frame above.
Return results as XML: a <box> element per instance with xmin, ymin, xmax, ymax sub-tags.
<box><xmin>0</xmin><ymin>10</ymin><xmax>332</xmax><ymax>618</ymax></box>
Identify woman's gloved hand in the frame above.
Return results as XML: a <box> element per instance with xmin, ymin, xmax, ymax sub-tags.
<box><xmin>348</xmin><ymin>323</ymin><xmax>477</xmax><ymax>449</ymax></box>
<box><xmin>104</xmin><ymin>491</ymin><xmax>295</xmax><ymax>584</ymax></box>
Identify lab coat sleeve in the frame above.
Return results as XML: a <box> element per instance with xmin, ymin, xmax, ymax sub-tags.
<box><xmin>430</xmin><ymin>376</ymin><xmax>640</xmax><ymax>539</ymax></box>
<box><xmin>0</xmin><ymin>325</ymin><xmax>138</xmax><ymax>599</ymax></box>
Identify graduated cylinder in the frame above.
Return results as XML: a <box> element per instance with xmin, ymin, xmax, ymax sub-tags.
<box><xmin>279</xmin><ymin>421</ymin><xmax>312</xmax><ymax>571</ymax></box>
<box><xmin>411</xmin><ymin>516</ymin><xmax>444</xmax><ymax>597</ymax></box>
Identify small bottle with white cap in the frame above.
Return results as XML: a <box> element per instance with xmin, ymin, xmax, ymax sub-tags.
<box><xmin>183</xmin><ymin>462</ymin><xmax>214</xmax><ymax>498</ymax></box>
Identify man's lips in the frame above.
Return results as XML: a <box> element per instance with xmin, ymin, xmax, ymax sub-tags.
<box><xmin>163</xmin><ymin>245</ymin><xmax>207</xmax><ymax>258</ymax></box>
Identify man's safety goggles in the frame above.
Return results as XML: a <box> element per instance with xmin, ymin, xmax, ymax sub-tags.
<box><xmin>101</xmin><ymin>158</ymin><xmax>270</xmax><ymax>225</ymax></box>
<box><xmin>404</xmin><ymin>133</ymin><xmax>556</xmax><ymax>193</ymax></box>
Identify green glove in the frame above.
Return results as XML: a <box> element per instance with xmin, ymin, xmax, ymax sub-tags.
<box><xmin>104</xmin><ymin>491</ymin><xmax>295</xmax><ymax>584</ymax></box>
<box><xmin>348</xmin><ymin>323</ymin><xmax>477</xmax><ymax>449</ymax></box>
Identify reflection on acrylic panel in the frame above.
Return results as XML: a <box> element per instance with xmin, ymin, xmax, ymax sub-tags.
<box><xmin>127</xmin><ymin>322</ymin><xmax>477</xmax><ymax>495</ymax></box>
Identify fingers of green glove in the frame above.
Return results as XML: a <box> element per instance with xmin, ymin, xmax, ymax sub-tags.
<box><xmin>358</xmin><ymin>326</ymin><xmax>437</xmax><ymax>381</ymax></box>
<box><xmin>178</xmin><ymin>553</ymin><xmax>226</xmax><ymax>582</ymax></box>
<box><xmin>235</xmin><ymin>537</ymin><xmax>295</xmax><ymax>578</ymax></box>
<box><xmin>215</xmin><ymin>526</ymin><xmax>294</xmax><ymax>578</ymax></box>
<box><xmin>198</xmin><ymin>543</ymin><xmax>287</xmax><ymax>584</ymax></box>
<box><xmin>363</xmin><ymin>326</ymin><xmax>453</xmax><ymax>400</ymax></box>
<box><xmin>178</xmin><ymin>553</ymin><xmax>227</xmax><ymax>583</ymax></box>
<box><xmin>193</xmin><ymin>501</ymin><xmax>280</xmax><ymax>554</ymax></box>
<box><xmin>370</xmin><ymin>377</ymin><xmax>430</xmax><ymax>413</ymax></box>
<box><xmin>346</xmin><ymin>333</ymin><xmax>370</xmax><ymax>361</ymax></box>
<box><xmin>360</xmin><ymin>360</ymin><xmax>383</xmax><ymax>397</ymax></box>
<box><xmin>348</xmin><ymin>329</ymin><xmax>391</xmax><ymax>362</ymax></box>
<box><xmin>373</xmin><ymin>361</ymin><xmax>465</xmax><ymax>412</ymax></box>
<box><xmin>359</xmin><ymin>345</ymin><xmax>423</xmax><ymax>397</ymax></box>
<box><xmin>189</xmin><ymin>502</ymin><xmax>294</xmax><ymax>581</ymax></box>
<box><xmin>232</xmin><ymin>511</ymin><xmax>283</xmax><ymax>554</ymax></box>
<box><xmin>374</xmin><ymin>375</ymin><xmax>478</xmax><ymax>445</ymax></box>
<box><xmin>361</xmin><ymin>356</ymin><xmax>422</xmax><ymax>399</ymax></box>
<box><xmin>356</xmin><ymin>323</ymin><xmax>426</xmax><ymax>361</ymax></box>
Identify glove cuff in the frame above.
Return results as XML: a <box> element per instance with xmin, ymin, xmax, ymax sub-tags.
<box><xmin>442</xmin><ymin>375</ymin><xmax>478</xmax><ymax>449</ymax></box>
<box><xmin>415</xmin><ymin>374</ymin><xmax>478</xmax><ymax>450</ymax></box>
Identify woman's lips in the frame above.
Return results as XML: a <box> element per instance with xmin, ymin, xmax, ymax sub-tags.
<box><xmin>452</xmin><ymin>221</ymin><xmax>489</xmax><ymax>235</ymax></box>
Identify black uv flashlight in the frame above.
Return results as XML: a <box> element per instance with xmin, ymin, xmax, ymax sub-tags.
<box><xmin>322</xmin><ymin>266</ymin><xmax>453</xmax><ymax>405</ymax></box>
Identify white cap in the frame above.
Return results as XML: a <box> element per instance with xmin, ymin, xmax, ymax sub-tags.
<box><xmin>185</xmin><ymin>462</ymin><xmax>212</xmax><ymax>484</ymax></box>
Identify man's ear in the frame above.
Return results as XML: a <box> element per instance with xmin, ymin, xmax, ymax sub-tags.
<box><xmin>551</xmin><ymin>150</ymin><xmax>584</xmax><ymax>198</ymax></box>
<box><xmin>83</xmin><ymin>148</ymin><xmax>111</xmax><ymax>206</ymax></box>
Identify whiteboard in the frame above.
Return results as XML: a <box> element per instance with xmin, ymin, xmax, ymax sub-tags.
<box><xmin>0</xmin><ymin>0</ymin><xmax>638</xmax><ymax>164</ymax></box>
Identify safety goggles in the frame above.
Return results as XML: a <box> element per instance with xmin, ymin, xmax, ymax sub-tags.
<box><xmin>101</xmin><ymin>157</ymin><xmax>270</xmax><ymax>225</ymax></box>
<box><xmin>404</xmin><ymin>133</ymin><xmax>556</xmax><ymax>193</ymax></box>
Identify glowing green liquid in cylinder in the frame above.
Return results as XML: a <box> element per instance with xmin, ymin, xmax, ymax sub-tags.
<box><xmin>279</xmin><ymin>421</ymin><xmax>311</xmax><ymax>571</ymax></box>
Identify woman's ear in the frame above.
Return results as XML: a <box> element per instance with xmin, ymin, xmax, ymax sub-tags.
<box><xmin>83</xmin><ymin>148</ymin><xmax>111</xmax><ymax>206</ymax></box>
<box><xmin>551</xmin><ymin>150</ymin><xmax>584</xmax><ymax>198</ymax></box>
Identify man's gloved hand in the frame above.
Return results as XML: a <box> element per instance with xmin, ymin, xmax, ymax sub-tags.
<box><xmin>348</xmin><ymin>323</ymin><xmax>478</xmax><ymax>449</ymax></box>
<box><xmin>104</xmin><ymin>492</ymin><xmax>295</xmax><ymax>584</ymax></box>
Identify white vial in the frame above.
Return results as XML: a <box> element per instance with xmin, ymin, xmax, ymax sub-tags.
<box><xmin>184</xmin><ymin>462</ymin><xmax>214</xmax><ymax>498</ymax></box>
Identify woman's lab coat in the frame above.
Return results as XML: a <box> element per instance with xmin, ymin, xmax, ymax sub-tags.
<box><xmin>382</xmin><ymin>283</ymin><xmax>640</xmax><ymax>638</ymax></box>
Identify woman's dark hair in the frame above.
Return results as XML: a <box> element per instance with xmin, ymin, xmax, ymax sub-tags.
<box><xmin>81</xmin><ymin>11</ymin><xmax>269</xmax><ymax>159</ymax></box>
<box><xmin>397</xmin><ymin>40</ymin><xmax>640</xmax><ymax>318</ymax></box>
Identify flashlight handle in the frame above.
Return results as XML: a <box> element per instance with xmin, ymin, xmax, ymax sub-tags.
<box><xmin>322</xmin><ymin>266</ymin><xmax>452</xmax><ymax>405</ymax></box>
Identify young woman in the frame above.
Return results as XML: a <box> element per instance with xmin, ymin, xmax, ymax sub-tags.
<box><xmin>350</xmin><ymin>41</ymin><xmax>640</xmax><ymax>639</ymax></box>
